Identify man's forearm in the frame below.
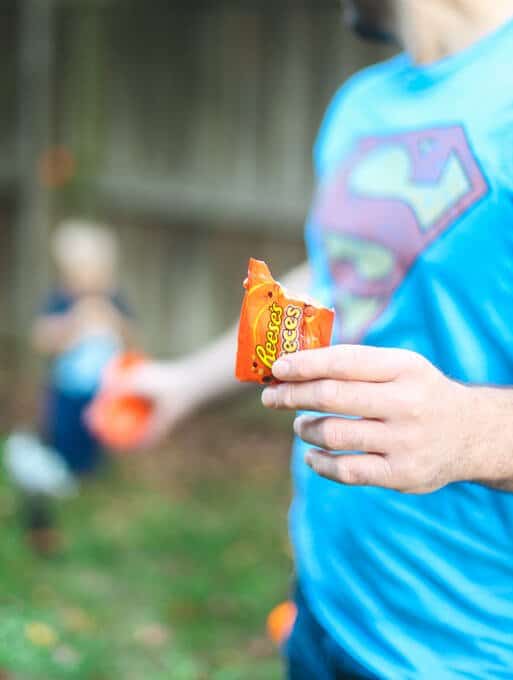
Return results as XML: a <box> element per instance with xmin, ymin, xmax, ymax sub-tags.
<box><xmin>472</xmin><ymin>386</ymin><xmax>513</xmax><ymax>492</ymax></box>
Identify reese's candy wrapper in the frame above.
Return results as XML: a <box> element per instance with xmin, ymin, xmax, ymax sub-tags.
<box><xmin>235</xmin><ymin>258</ymin><xmax>335</xmax><ymax>385</ymax></box>
<box><xmin>86</xmin><ymin>351</ymin><xmax>153</xmax><ymax>452</ymax></box>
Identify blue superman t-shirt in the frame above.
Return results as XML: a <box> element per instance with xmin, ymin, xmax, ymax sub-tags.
<box><xmin>292</xmin><ymin>19</ymin><xmax>513</xmax><ymax>679</ymax></box>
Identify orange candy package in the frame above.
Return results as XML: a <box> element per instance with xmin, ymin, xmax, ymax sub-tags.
<box><xmin>87</xmin><ymin>352</ymin><xmax>153</xmax><ymax>452</ymax></box>
<box><xmin>235</xmin><ymin>258</ymin><xmax>335</xmax><ymax>385</ymax></box>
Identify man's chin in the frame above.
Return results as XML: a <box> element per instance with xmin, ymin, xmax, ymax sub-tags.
<box><xmin>352</xmin><ymin>20</ymin><xmax>395</xmax><ymax>43</ymax></box>
<box><xmin>343</xmin><ymin>4</ymin><xmax>396</xmax><ymax>44</ymax></box>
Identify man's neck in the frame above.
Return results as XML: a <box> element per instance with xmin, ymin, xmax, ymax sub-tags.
<box><xmin>399</xmin><ymin>0</ymin><xmax>513</xmax><ymax>65</ymax></box>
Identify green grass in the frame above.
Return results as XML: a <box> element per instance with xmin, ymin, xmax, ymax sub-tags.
<box><xmin>0</xmin><ymin>415</ymin><xmax>293</xmax><ymax>680</ymax></box>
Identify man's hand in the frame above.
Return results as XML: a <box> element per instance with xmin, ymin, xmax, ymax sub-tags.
<box><xmin>261</xmin><ymin>345</ymin><xmax>513</xmax><ymax>494</ymax></box>
<box><xmin>106</xmin><ymin>360</ymin><xmax>203</xmax><ymax>448</ymax></box>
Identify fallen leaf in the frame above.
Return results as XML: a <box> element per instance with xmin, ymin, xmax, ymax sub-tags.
<box><xmin>25</xmin><ymin>621</ymin><xmax>58</xmax><ymax>647</ymax></box>
<box><xmin>133</xmin><ymin>623</ymin><xmax>170</xmax><ymax>648</ymax></box>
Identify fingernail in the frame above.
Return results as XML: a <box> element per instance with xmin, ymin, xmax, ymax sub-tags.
<box><xmin>261</xmin><ymin>388</ymin><xmax>276</xmax><ymax>408</ymax></box>
<box><xmin>273</xmin><ymin>358</ymin><xmax>291</xmax><ymax>378</ymax></box>
<box><xmin>293</xmin><ymin>415</ymin><xmax>305</xmax><ymax>436</ymax></box>
<box><xmin>305</xmin><ymin>451</ymin><xmax>314</xmax><ymax>467</ymax></box>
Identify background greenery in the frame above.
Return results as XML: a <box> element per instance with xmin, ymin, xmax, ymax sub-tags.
<box><xmin>0</xmin><ymin>406</ymin><xmax>293</xmax><ymax>680</ymax></box>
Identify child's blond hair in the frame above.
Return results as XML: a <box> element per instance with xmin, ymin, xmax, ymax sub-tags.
<box><xmin>52</xmin><ymin>219</ymin><xmax>119</xmax><ymax>292</ymax></box>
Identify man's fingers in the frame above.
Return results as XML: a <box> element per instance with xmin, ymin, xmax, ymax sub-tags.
<box><xmin>139</xmin><ymin>413</ymin><xmax>171</xmax><ymax>449</ymax></box>
<box><xmin>305</xmin><ymin>449</ymin><xmax>394</xmax><ymax>488</ymax></box>
<box><xmin>134</xmin><ymin>404</ymin><xmax>177</xmax><ymax>450</ymax></box>
<box><xmin>262</xmin><ymin>379</ymin><xmax>393</xmax><ymax>419</ymax></box>
<box><xmin>272</xmin><ymin>345</ymin><xmax>412</xmax><ymax>383</ymax></box>
<box><xmin>294</xmin><ymin>415</ymin><xmax>387</xmax><ymax>452</ymax></box>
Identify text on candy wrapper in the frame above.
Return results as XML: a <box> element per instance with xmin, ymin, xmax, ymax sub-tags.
<box><xmin>256</xmin><ymin>304</ymin><xmax>303</xmax><ymax>369</ymax></box>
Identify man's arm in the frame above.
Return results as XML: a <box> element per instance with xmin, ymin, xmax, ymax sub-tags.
<box><xmin>472</xmin><ymin>387</ymin><xmax>513</xmax><ymax>492</ymax></box>
<box><xmin>261</xmin><ymin>345</ymin><xmax>513</xmax><ymax>493</ymax></box>
<box><xmin>113</xmin><ymin>261</ymin><xmax>311</xmax><ymax>446</ymax></box>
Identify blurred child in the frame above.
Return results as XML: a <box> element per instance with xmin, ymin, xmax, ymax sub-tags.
<box><xmin>32</xmin><ymin>220</ymin><xmax>134</xmax><ymax>477</ymax></box>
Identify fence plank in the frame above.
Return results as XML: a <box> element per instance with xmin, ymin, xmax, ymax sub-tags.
<box><xmin>13</xmin><ymin>0</ymin><xmax>55</xmax><ymax>341</ymax></box>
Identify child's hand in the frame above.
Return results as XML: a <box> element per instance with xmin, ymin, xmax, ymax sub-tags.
<box><xmin>61</xmin><ymin>296</ymin><xmax>126</xmax><ymax>349</ymax></box>
<box><xmin>71</xmin><ymin>296</ymin><xmax>123</xmax><ymax>330</ymax></box>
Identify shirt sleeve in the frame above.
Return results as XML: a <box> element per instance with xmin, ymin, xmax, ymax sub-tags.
<box><xmin>38</xmin><ymin>290</ymin><xmax>74</xmax><ymax>317</ymax></box>
<box><xmin>110</xmin><ymin>292</ymin><xmax>134</xmax><ymax>319</ymax></box>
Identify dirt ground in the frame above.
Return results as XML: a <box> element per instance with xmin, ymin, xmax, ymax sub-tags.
<box><xmin>0</xmin><ymin>392</ymin><xmax>296</xmax><ymax>679</ymax></box>
<box><xmin>121</xmin><ymin>394</ymin><xmax>295</xmax><ymax>492</ymax></box>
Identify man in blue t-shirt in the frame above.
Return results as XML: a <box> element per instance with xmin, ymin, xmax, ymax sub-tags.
<box><xmin>114</xmin><ymin>1</ymin><xmax>513</xmax><ymax>677</ymax></box>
